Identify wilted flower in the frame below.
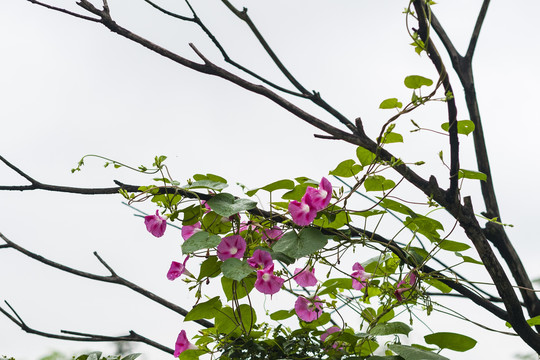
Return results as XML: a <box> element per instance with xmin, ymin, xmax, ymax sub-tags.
<box><xmin>144</xmin><ymin>210</ymin><xmax>167</xmax><ymax>237</ymax></box>
<box><xmin>295</xmin><ymin>296</ymin><xmax>323</xmax><ymax>322</ymax></box>
<box><xmin>394</xmin><ymin>272</ymin><xmax>417</xmax><ymax>302</ymax></box>
<box><xmin>293</xmin><ymin>267</ymin><xmax>318</xmax><ymax>287</ymax></box>
<box><xmin>254</xmin><ymin>264</ymin><xmax>284</xmax><ymax>295</ymax></box>
<box><xmin>174</xmin><ymin>330</ymin><xmax>198</xmax><ymax>357</ymax></box>
<box><xmin>217</xmin><ymin>235</ymin><xmax>246</xmax><ymax>261</ymax></box>
<box><xmin>351</xmin><ymin>262</ymin><xmax>370</xmax><ymax>290</ymax></box>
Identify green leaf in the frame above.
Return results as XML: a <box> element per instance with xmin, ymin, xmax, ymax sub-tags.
<box><xmin>201</xmin><ymin>211</ymin><xmax>232</xmax><ymax>234</ymax></box>
<box><xmin>246</xmin><ymin>179</ymin><xmax>295</xmax><ymax>196</ymax></box>
<box><xmin>120</xmin><ymin>354</ymin><xmax>141</xmax><ymax>360</ymax></box>
<box><xmin>270</xmin><ymin>309</ymin><xmax>295</xmax><ymax>321</ymax></box>
<box><xmin>313</xmin><ymin>205</ymin><xmax>351</xmax><ymax>229</ymax></box>
<box><xmin>300</xmin><ymin>312</ymin><xmax>331</xmax><ymax>328</ymax></box>
<box><xmin>282</xmin><ymin>183</ymin><xmax>310</xmax><ymax>201</ymax></box>
<box><xmin>440</xmin><ymin>120</ymin><xmax>475</xmax><ymax>136</ymax></box>
<box><xmin>423</xmin><ymin>278</ymin><xmax>452</xmax><ymax>294</ymax></box>
<box><xmin>319</xmin><ymin>278</ymin><xmax>353</xmax><ymax>296</ymax></box>
<box><xmin>358</xmin><ymin>339</ymin><xmax>380</xmax><ymax>356</ymax></box>
<box><xmin>329</xmin><ymin>159</ymin><xmax>362</xmax><ymax>177</ymax></box>
<box><xmin>388</xmin><ymin>344</ymin><xmax>449</xmax><ymax>360</ymax></box>
<box><xmin>455</xmin><ymin>252</ymin><xmax>483</xmax><ymax>265</ymax></box>
<box><xmin>271</xmin><ymin>228</ymin><xmax>328</xmax><ymax>259</ymax></box>
<box><xmin>458</xmin><ymin>169</ymin><xmax>487</xmax><ymax>181</ymax></box>
<box><xmin>436</xmin><ymin>239</ymin><xmax>470</xmax><ymax>252</ymax></box>
<box><xmin>185</xmin><ymin>296</ymin><xmax>222</xmax><ymax>321</ymax></box>
<box><xmin>207</xmin><ymin>193</ymin><xmax>257</xmax><ymax>217</ymax></box>
<box><xmin>379</xmin><ymin>132</ymin><xmax>404</xmax><ymax>144</ymax></box>
<box><xmin>370</xmin><ymin>322</ymin><xmax>412</xmax><ymax>336</ymax></box>
<box><xmin>364</xmin><ymin>175</ymin><xmax>396</xmax><ymax>192</ymax></box>
<box><xmin>378</xmin><ymin>198</ymin><xmax>415</xmax><ymax>216</ymax></box>
<box><xmin>356</xmin><ymin>146</ymin><xmax>377</xmax><ymax>166</ymax></box>
<box><xmin>527</xmin><ymin>315</ymin><xmax>540</xmax><ymax>326</ymax></box>
<box><xmin>181</xmin><ymin>232</ymin><xmax>221</xmax><ymax>254</ymax></box>
<box><xmin>404</xmin><ymin>215</ymin><xmax>444</xmax><ymax>241</ymax></box>
<box><xmin>424</xmin><ymin>332</ymin><xmax>477</xmax><ymax>352</ymax></box>
<box><xmin>215</xmin><ymin>304</ymin><xmax>256</xmax><ymax>336</ymax></box>
<box><xmin>404</xmin><ymin>75</ymin><xmax>433</xmax><ymax>89</ymax></box>
<box><xmin>184</xmin><ymin>180</ymin><xmax>228</xmax><ymax>191</ymax></box>
<box><xmin>198</xmin><ymin>256</ymin><xmax>222</xmax><ymax>280</ymax></box>
<box><xmin>351</xmin><ymin>209</ymin><xmax>386</xmax><ymax>218</ymax></box>
<box><xmin>379</xmin><ymin>98</ymin><xmax>403</xmax><ymax>109</ymax></box>
<box><xmin>221</xmin><ymin>258</ymin><xmax>253</xmax><ymax>281</ymax></box>
<box><xmin>181</xmin><ymin>205</ymin><xmax>203</xmax><ymax>226</ymax></box>
<box><xmin>221</xmin><ymin>276</ymin><xmax>256</xmax><ymax>301</ymax></box>
<box><xmin>178</xmin><ymin>349</ymin><xmax>206</xmax><ymax>360</ymax></box>
<box><xmin>193</xmin><ymin>173</ymin><xmax>227</xmax><ymax>184</ymax></box>
<box><xmin>377</xmin><ymin>306</ymin><xmax>395</xmax><ymax>323</ymax></box>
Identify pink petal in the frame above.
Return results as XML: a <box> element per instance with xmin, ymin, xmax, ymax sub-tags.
<box><xmin>295</xmin><ymin>296</ymin><xmax>323</xmax><ymax>322</ymax></box>
<box><xmin>144</xmin><ymin>210</ymin><xmax>167</xmax><ymax>237</ymax></box>
<box><xmin>174</xmin><ymin>330</ymin><xmax>197</xmax><ymax>357</ymax></box>
<box><xmin>247</xmin><ymin>249</ymin><xmax>274</xmax><ymax>269</ymax></box>
<box><xmin>254</xmin><ymin>264</ymin><xmax>284</xmax><ymax>295</ymax></box>
<box><xmin>167</xmin><ymin>256</ymin><xmax>191</xmax><ymax>280</ymax></box>
<box><xmin>288</xmin><ymin>200</ymin><xmax>317</xmax><ymax>226</ymax></box>
<box><xmin>181</xmin><ymin>222</ymin><xmax>202</xmax><ymax>241</ymax></box>
<box><xmin>293</xmin><ymin>267</ymin><xmax>318</xmax><ymax>287</ymax></box>
<box><xmin>351</xmin><ymin>262</ymin><xmax>370</xmax><ymax>290</ymax></box>
<box><xmin>303</xmin><ymin>177</ymin><xmax>332</xmax><ymax>211</ymax></box>
<box><xmin>261</xmin><ymin>226</ymin><xmax>283</xmax><ymax>245</ymax></box>
<box><xmin>217</xmin><ymin>235</ymin><xmax>246</xmax><ymax>261</ymax></box>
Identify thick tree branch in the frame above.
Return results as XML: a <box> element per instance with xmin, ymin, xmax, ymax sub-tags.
<box><xmin>0</xmin><ymin>233</ymin><xmax>213</xmax><ymax>329</ymax></box>
<box><xmin>429</xmin><ymin>2</ymin><xmax>540</xmax><ymax>322</ymax></box>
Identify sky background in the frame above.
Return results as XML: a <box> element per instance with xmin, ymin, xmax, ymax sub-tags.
<box><xmin>1</xmin><ymin>0</ymin><xmax>540</xmax><ymax>359</ymax></box>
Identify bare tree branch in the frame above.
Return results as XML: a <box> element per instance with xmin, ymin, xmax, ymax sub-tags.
<box><xmin>0</xmin><ymin>301</ymin><xmax>173</xmax><ymax>354</ymax></box>
<box><xmin>0</xmin><ymin>232</ymin><xmax>214</xmax><ymax>329</ymax></box>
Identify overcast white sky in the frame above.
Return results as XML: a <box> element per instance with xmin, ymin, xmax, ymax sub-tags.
<box><xmin>1</xmin><ymin>1</ymin><xmax>540</xmax><ymax>359</ymax></box>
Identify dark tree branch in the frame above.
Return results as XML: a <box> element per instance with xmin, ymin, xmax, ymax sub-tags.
<box><xmin>413</xmin><ymin>1</ymin><xmax>459</xmax><ymax>204</ymax></box>
<box><xmin>0</xmin><ymin>301</ymin><xmax>173</xmax><ymax>354</ymax></box>
<box><xmin>142</xmin><ymin>0</ymin><xmax>305</xmax><ymax>97</ymax></box>
<box><xmin>0</xmin><ymin>233</ymin><xmax>214</xmax><ymax>329</ymax></box>
<box><xmin>466</xmin><ymin>0</ymin><xmax>491</xmax><ymax>60</ymax></box>
<box><xmin>26</xmin><ymin>0</ymin><xmax>100</xmax><ymax>22</ymax></box>
<box><xmin>220</xmin><ymin>0</ymin><xmax>359</xmax><ymax>135</ymax></box>
<box><xmin>429</xmin><ymin>2</ymin><xmax>540</xmax><ymax>322</ymax></box>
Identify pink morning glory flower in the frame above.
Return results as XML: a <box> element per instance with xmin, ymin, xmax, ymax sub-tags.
<box><xmin>144</xmin><ymin>210</ymin><xmax>167</xmax><ymax>237</ymax></box>
<box><xmin>254</xmin><ymin>264</ymin><xmax>284</xmax><ymax>295</ymax></box>
<box><xmin>304</xmin><ymin>177</ymin><xmax>332</xmax><ymax>211</ymax></box>
<box><xmin>288</xmin><ymin>199</ymin><xmax>317</xmax><ymax>226</ymax></box>
<box><xmin>293</xmin><ymin>267</ymin><xmax>318</xmax><ymax>287</ymax></box>
<box><xmin>351</xmin><ymin>262</ymin><xmax>370</xmax><ymax>290</ymax></box>
<box><xmin>181</xmin><ymin>222</ymin><xmax>202</xmax><ymax>241</ymax></box>
<box><xmin>167</xmin><ymin>256</ymin><xmax>192</xmax><ymax>280</ymax></box>
<box><xmin>295</xmin><ymin>296</ymin><xmax>323</xmax><ymax>322</ymax></box>
<box><xmin>247</xmin><ymin>249</ymin><xmax>274</xmax><ymax>269</ymax></box>
<box><xmin>394</xmin><ymin>272</ymin><xmax>417</xmax><ymax>302</ymax></box>
<box><xmin>321</xmin><ymin>326</ymin><xmax>341</xmax><ymax>349</ymax></box>
<box><xmin>217</xmin><ymin>235</ymin><xmax>247</xmax><ymax>261</ymax></box>
<box><xmin>174</xmin><ymin>330</ymin><xmax>198</xmax><ymax>357</ymax></box>
<box><xmin>261</xmin><ymin>226</ymin><xmax>283</xmax><ymax>245</ymax></box>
